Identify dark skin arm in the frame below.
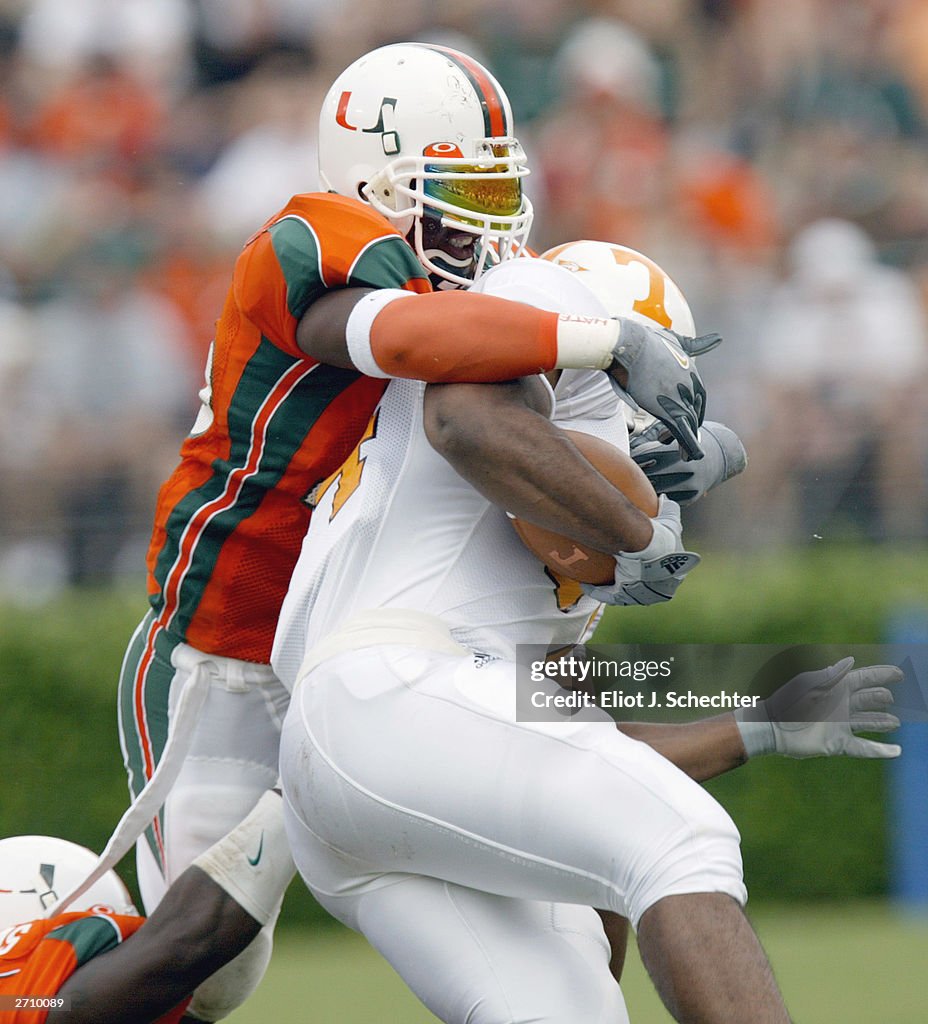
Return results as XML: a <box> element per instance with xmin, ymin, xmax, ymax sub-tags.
<box><xmin>619</xmin><ymin>715</ymin><xmax>749</xmax><ymax>783</ymax></box>
<box><xmin>50</xmin><ymin>867</ymin><xmax>260</xmax><ymax>1024</ymax></box>
<box><xmin>423</xmin><ymin>377</ymin><xmax>654</xmax><ymax>552</ymax></box>
<box><xmin>297</xmin><ymin>287</ymin><xmax>374</xmax><ymax>368</ymax></box>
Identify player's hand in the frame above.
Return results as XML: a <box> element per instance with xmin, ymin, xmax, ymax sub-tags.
<box><xmin>630</xmin><ymin>420</ymin><xmax>748</xmax><ymax>504</ymax></box>
<box><xmin>583</xmin><ymin>496</ymin><xmax>701</xmax><ymax>606</ymax></box>
<box><xmin>608</xmin><ymin>320</ymin><xmax>714</xmax><ymax>461</ymax></box>
<box><xmin>734</xmin><ymin>658</ymin><xmax>903</xmax><ymax>759</ymax></box>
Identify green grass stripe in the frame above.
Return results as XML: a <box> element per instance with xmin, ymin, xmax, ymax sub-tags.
<box><xmin>226</xmin><ymin>904</ymin><xmax>928</xmax><ymax>1024</ymax></box>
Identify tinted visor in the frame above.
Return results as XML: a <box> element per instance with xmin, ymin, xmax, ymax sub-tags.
<box><xmin>423</xmin><ymin>159</ymin><xmax>523</xmax><ymax>229</ymax></box>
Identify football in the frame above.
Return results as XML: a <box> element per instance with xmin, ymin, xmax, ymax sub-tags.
<box><xmin>510</xmin><ymin>430</ymin><xmax>658</xmax><ymax>585</ymax></box>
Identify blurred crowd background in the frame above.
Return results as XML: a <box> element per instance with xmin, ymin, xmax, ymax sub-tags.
<box><xmin>1</xmin><ymin>0</ymin><xmax>927</xmax><ymax>600</ymax></box>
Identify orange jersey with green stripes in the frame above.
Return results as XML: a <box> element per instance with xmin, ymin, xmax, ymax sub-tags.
<box><xmin>0</xmin><ymin>910</ymin><xmax>184</xmax><ymax>1024</ymax></box>
<box><xmin>145</xmin><ymin>192</ymin><xmax>430</xmax><ymax>663</ymax></box>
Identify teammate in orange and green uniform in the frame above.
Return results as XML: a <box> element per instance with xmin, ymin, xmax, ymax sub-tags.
<box><xmin>118</xmin><ymin>193</ymin><xmax>434</xmax><ymax>920</ymax></box>
<box><xmin>0</xmin><ymin>911</ymin><xmax>184</xmax><ymax>1024</ymax></box>
<box><xmin>0</xmin><ymin>792</ymin><xmax>291</xmax><ymax>1024</ymax></box>
<box><xmin>144</xmin><ymin>194</ymin><xmax>430</xmax><ymax>667</ymax></box>
<box><xmin>116</xmin><ymin>43</ymin><xmax>712</xmax><ymax>1021</ymax></box>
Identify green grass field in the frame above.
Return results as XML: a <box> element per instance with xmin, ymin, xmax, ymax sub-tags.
<box><xmin>229</xmin><ymin>903</ymin><xmax>928</xmax><ymax>1023</ymax></box>
<box><xmin>4</xmin><ymin>550</ymin><xmax>926</xmax><ymax>1021</ymax></box>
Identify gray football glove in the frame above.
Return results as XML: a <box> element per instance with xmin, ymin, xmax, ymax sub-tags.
<box><xmin>630</xmin><ymin>420</ymin><xmax>748</xmax><ymax>505</ymax></box>
<box><xmin>583</xmin><ymin>496</ymin><xmax>701</xmax><ymax>606</ymax></box>
<box><xmin>677</xmin><ymin>333</ymin><xmax>723</xmax><ymax>357</ymax></box>
<box><xmin>608</xmin><ymin>319</ymin><xmax>717</xmax><ymax>461</ymax></box>
<box><xmin>734</xmin><ymin>658</ymin><xmax>903</xmax><ymax>759</ymax></box>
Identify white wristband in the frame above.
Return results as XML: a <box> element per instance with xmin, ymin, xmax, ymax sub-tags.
<box><xmin>733</xmin><ymin>705</ymin><xmax>776</xmax><ymax>758</ymax></box>
<box><xmin>192</xmin><ymin>790</ymin><xmax>295</xmax><ymax>927</ymax></box>
<box><xmin>554</xmin><ymin>314</ymin><xmax>620</xmax><ymax>370</ymax></box>
<box><xmin>345</xmin><ymin>288</ymin><xmax>415</xmax><ymax>378</ymax></box>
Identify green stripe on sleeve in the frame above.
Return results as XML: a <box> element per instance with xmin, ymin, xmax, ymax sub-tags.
<box><xmin>48</xmin><ymin>916</ymin><xmax>122</xmax><ymax>968</ymax></box>
<box><xmin>268</xmin><ymin>217</ymin><xmax>328</xmax><ymax>320</ymax></box>
<box><xmin>349</xmin><ymin>235</ymin><xmax>428</xmax><ymax>289</ymax></box>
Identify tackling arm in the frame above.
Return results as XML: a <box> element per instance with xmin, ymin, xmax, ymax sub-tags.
<box><xmin>51</xmin><ymin>791</ymin><xmax>294</xmax><ymax>1024</ymax></box>
<box><xmin>298</xmin><ymin>287</ymin><xmax>560</xmax><ymax>380</ymax></box>
<box><xmin>52</xmin><ymin>867</ymin><xmax>261</xmax><ymax>1024</ymax></box>
<box><xmin>619</xmin><ymin>659</ymin><xmax>903</xmax><ymax>781</ymax></box>
<box><xmin>298</xmin><ymin>286</ymin><xmax>709</xmax><ymax>458</ymax></box>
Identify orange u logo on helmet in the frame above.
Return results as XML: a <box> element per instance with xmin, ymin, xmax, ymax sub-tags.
<box><xmin>335</xmin><ymin>92</ymin><xmax>400</xmax><ymax>155</ymax></box>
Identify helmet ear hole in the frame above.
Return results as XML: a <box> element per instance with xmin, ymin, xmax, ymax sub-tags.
<box><xmin>357</xmin><ymin>182</ymin><xmax>368</xmax><ymax>200</ymax></box>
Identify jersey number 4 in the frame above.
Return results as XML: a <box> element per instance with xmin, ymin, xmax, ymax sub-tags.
<box><xmin>306</xmin><ymin>409</ymin><xmax>380</xmax><ymax>520</ymax></box>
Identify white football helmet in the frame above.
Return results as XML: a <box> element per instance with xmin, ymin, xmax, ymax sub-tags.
<box><xmin>541</xmin><ymin>240</ymin><xmax>695</xmax><ymax>336</ymax></box>
<box><xmin>0</xmin><ymin>835</ymin><xmax>136</xmax><ymax>929</ymax></box>
<box><xmin>318</xmin><ymin>43</ymin><xmax>533</xmax><ymax>287</ymax></box>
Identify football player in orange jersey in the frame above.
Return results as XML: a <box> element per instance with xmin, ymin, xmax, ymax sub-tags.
<box><xmin>117</xmin><ymin>43</ymin><xmax>718</xmax><ymax>1018</ymax></box>
<box><xmin>0</xmin><ymin>791</ymin><xmax>292</xmax><ymax>1024</ymax></box>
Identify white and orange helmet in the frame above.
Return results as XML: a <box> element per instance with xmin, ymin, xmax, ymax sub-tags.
<box><xmin>0</xmin><ymin>836</ymin><xmax>136</xmax><ymax>929</ymax></box>
<box><xmin>541</xmin><ymin>240</ymin><xmax>695</xmax><ymax>336</ymax></box>
<box><xmin>318</xmin><ymin>43</ymin><xmax>533</xmax><ymax>286</ymax></box>
<box><xmin>542</xmin><ymin>240</ymin><xmax>697</xmax><ymax>432</ymax></box>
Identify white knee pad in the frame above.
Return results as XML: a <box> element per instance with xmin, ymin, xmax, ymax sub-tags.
<box><xmin>624</xmin><ymin>797</ymin><xmax>747</xmax><ymax>929</ymax></box>
<box><xmin>186</xmin><ymin>918</ymin><xmax>276</xmax><ymax>1021</ymax></box>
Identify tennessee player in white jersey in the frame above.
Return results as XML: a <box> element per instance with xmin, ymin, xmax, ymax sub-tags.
<box><xmin>273</xmin><ymin>252</ymin><xmax>763</xmax><ymax>1024</ymax></box>
<box><xmin>271</xmin><ymin>363</ymin><xmax>617</xmax><ymax>676</ymax></box>
<box><xmin>272</xmin><ymin>240</ymin><xmax>716</xmax><ymax>678</ymax></box>
<box><xmin>274</xmin><ymin>244</ymin><xmax>903</xmax><ymax>1024</ymax></box>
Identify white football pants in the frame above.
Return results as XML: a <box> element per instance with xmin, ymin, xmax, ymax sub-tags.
<box><xmin>280</xmin><ymin>645</ymin><xmax>746</xmax><ymax>1024</ymax></box>
<box><xmin>118</xmin><ymin>615</ymin><xmax>290</xmax><ymax>905</ymax></box>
